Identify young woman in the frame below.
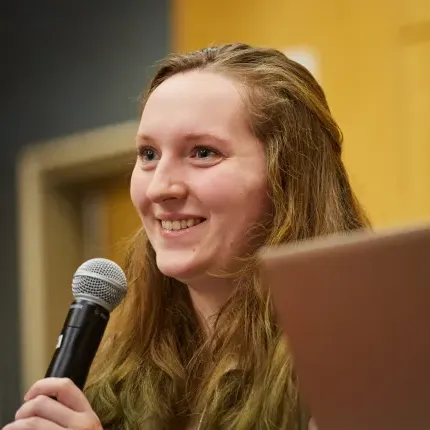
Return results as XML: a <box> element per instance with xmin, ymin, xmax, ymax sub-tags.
<box><xmin>7</xmin><ymin>43</ymin><xmax>369</xmax><ymax>430</ymax></box>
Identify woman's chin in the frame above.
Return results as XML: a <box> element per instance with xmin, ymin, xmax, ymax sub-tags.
<box><xmin>155</xmin><ymin>255</ymin><xmax>206</xmax><ymax>284</ymax></box>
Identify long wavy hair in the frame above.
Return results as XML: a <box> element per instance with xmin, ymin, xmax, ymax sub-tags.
<box><xmin>85</xmin><ymin>43</ymin><xmax>370</xmax><ymax>429</ymax></box>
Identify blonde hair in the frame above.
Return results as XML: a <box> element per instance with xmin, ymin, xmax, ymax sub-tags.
<box><xmin>85</xmin><ymin>43</ymin><xmax>369</xmax><ymax>429</ymax></box>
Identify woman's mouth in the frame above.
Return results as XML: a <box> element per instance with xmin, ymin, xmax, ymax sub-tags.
<box><xmin>160</xmin><ymin>218</ymin><xmax>205</xmax><ymax>232</ymax></box>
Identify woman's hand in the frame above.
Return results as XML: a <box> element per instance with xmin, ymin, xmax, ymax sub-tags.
<box><xmin>4</xmin><ymin>378</ymin><xmax>102</xmax><ymax>429</ymax></box>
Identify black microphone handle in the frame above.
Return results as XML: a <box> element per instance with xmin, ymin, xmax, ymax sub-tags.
<box><xmin>45</xmin><ymin>299</ymin><xmax>109</xmax><ymax>390</ymax></box>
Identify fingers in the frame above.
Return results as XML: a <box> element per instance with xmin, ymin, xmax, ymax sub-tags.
<box><xmin>24</xmin><ymin>378</ymin><xmax>91</xmax><ymax>413</ymax></box>
<box><xmin>15</xmin><ymin>395</ymin><xmax>73</xmax><ymax>428</ymax></box>
<box><xmin>3</xmin><ymin>416</ymin><xmax>62</xmax><ymax>429</ymax></box>
<box><xmin>6</xmin><ymin>378</ymin><xmax>102</xmax><ymax>430</ymax></box>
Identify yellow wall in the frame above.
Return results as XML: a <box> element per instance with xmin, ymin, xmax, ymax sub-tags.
<box><xmin>104</xmin><ymin>175</ymin><xmax>141</xmax><ymax>267</ymax></box>
<box><xmin>172</xmin><ymin>0</ymin><xmax>430</xmax><ymax>227</ymax></box>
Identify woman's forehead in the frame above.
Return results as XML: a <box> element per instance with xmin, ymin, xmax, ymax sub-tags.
<box><xmin>139</xmin><ymin>70</ymin><xmax>251</xmax><ymax>140</ymax></box>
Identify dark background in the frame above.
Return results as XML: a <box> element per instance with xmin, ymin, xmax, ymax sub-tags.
<box><xmin>0</xmin><ymin>1</ymin><xmax>169</xmax><ymax>424</ymax></box>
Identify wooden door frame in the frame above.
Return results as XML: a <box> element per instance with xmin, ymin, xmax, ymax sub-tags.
<box><xmin>17</xmin><ymin>121</ymin><xmax>137</xmax><ymax>394</ymax></box>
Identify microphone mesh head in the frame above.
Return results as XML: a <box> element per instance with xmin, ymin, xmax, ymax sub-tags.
<box><xmin>72</xmin><ymin>258</ymin><xmax>127</xmax><ymax>312</ymax></box>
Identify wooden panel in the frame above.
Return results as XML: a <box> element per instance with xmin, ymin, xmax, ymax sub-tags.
<box><xmin>399</xmin><ymin>0</ymin><xmax>430</xmax><ymax>26</ymax></box>
<box><xmin>399</xmin><ymin>37</ymin><xmax>430</xmax><ymax>221</ymax></box>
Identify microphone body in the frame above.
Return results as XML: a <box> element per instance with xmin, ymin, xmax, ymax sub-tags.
<box><xmin>43</xmin><ymin>258</ymin><xmax>127</xmax><ymax>391</ymax></box>
<box><xmin>45</xmin><ymin>300</ymin><xmax>109</xmax><ymax>390</ymax></box>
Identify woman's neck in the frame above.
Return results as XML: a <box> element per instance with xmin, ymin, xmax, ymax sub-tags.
<box><xmin>187</xmin><ymin>278</ymin><xmax>236</xmax><ymax>335</ymax></box>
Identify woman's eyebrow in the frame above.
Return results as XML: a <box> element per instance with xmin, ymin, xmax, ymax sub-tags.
<box><xmin>136</xmin><ymin>132</ymin><xmax>231</xmax><ymax>146</ymax></box>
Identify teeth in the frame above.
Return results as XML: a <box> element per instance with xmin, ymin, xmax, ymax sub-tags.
<box><xmin>161</xmin><ymin>218</ymin><xmax>202</xmax><ymax>231</ymax></box>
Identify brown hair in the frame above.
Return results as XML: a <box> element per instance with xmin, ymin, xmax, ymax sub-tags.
<box><xmin>85</xmin><ymin>43</ymin><xmax>369</xmax><ymax>429</ymax></box>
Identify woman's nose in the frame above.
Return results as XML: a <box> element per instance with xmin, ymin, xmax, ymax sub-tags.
<box><xmin>145</xmin><ymin>161</ymin><xmax>188</xmax><ymax>203</ymax></box>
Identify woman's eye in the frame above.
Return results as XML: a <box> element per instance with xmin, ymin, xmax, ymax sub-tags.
<box><xmin>138</xmin><ymin>147</ymin><xmax>159</xmax><ymax>162</ymax></box>
<box><xmin>191</xmin><ymin>146</ymin><xmax>219</xmax><ymax>159</ymax></box>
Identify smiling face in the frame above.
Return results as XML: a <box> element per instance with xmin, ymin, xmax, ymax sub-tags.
<box><xmin>130</xmin><ymin>70</ymin><xmax>270</xmax><ymax>285</ymax></box>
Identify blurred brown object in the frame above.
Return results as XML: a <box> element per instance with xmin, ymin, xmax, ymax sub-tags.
<box><xmin>261</xmin><ymin>223</ymin><xmax>430</xmax><ymax>430</ymax></box>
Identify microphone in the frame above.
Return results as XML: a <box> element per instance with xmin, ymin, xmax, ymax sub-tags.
<box><xmin>45</xmin><ymin>258</ymin><xmax>127</xmax><ymax>390</ymax></box>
